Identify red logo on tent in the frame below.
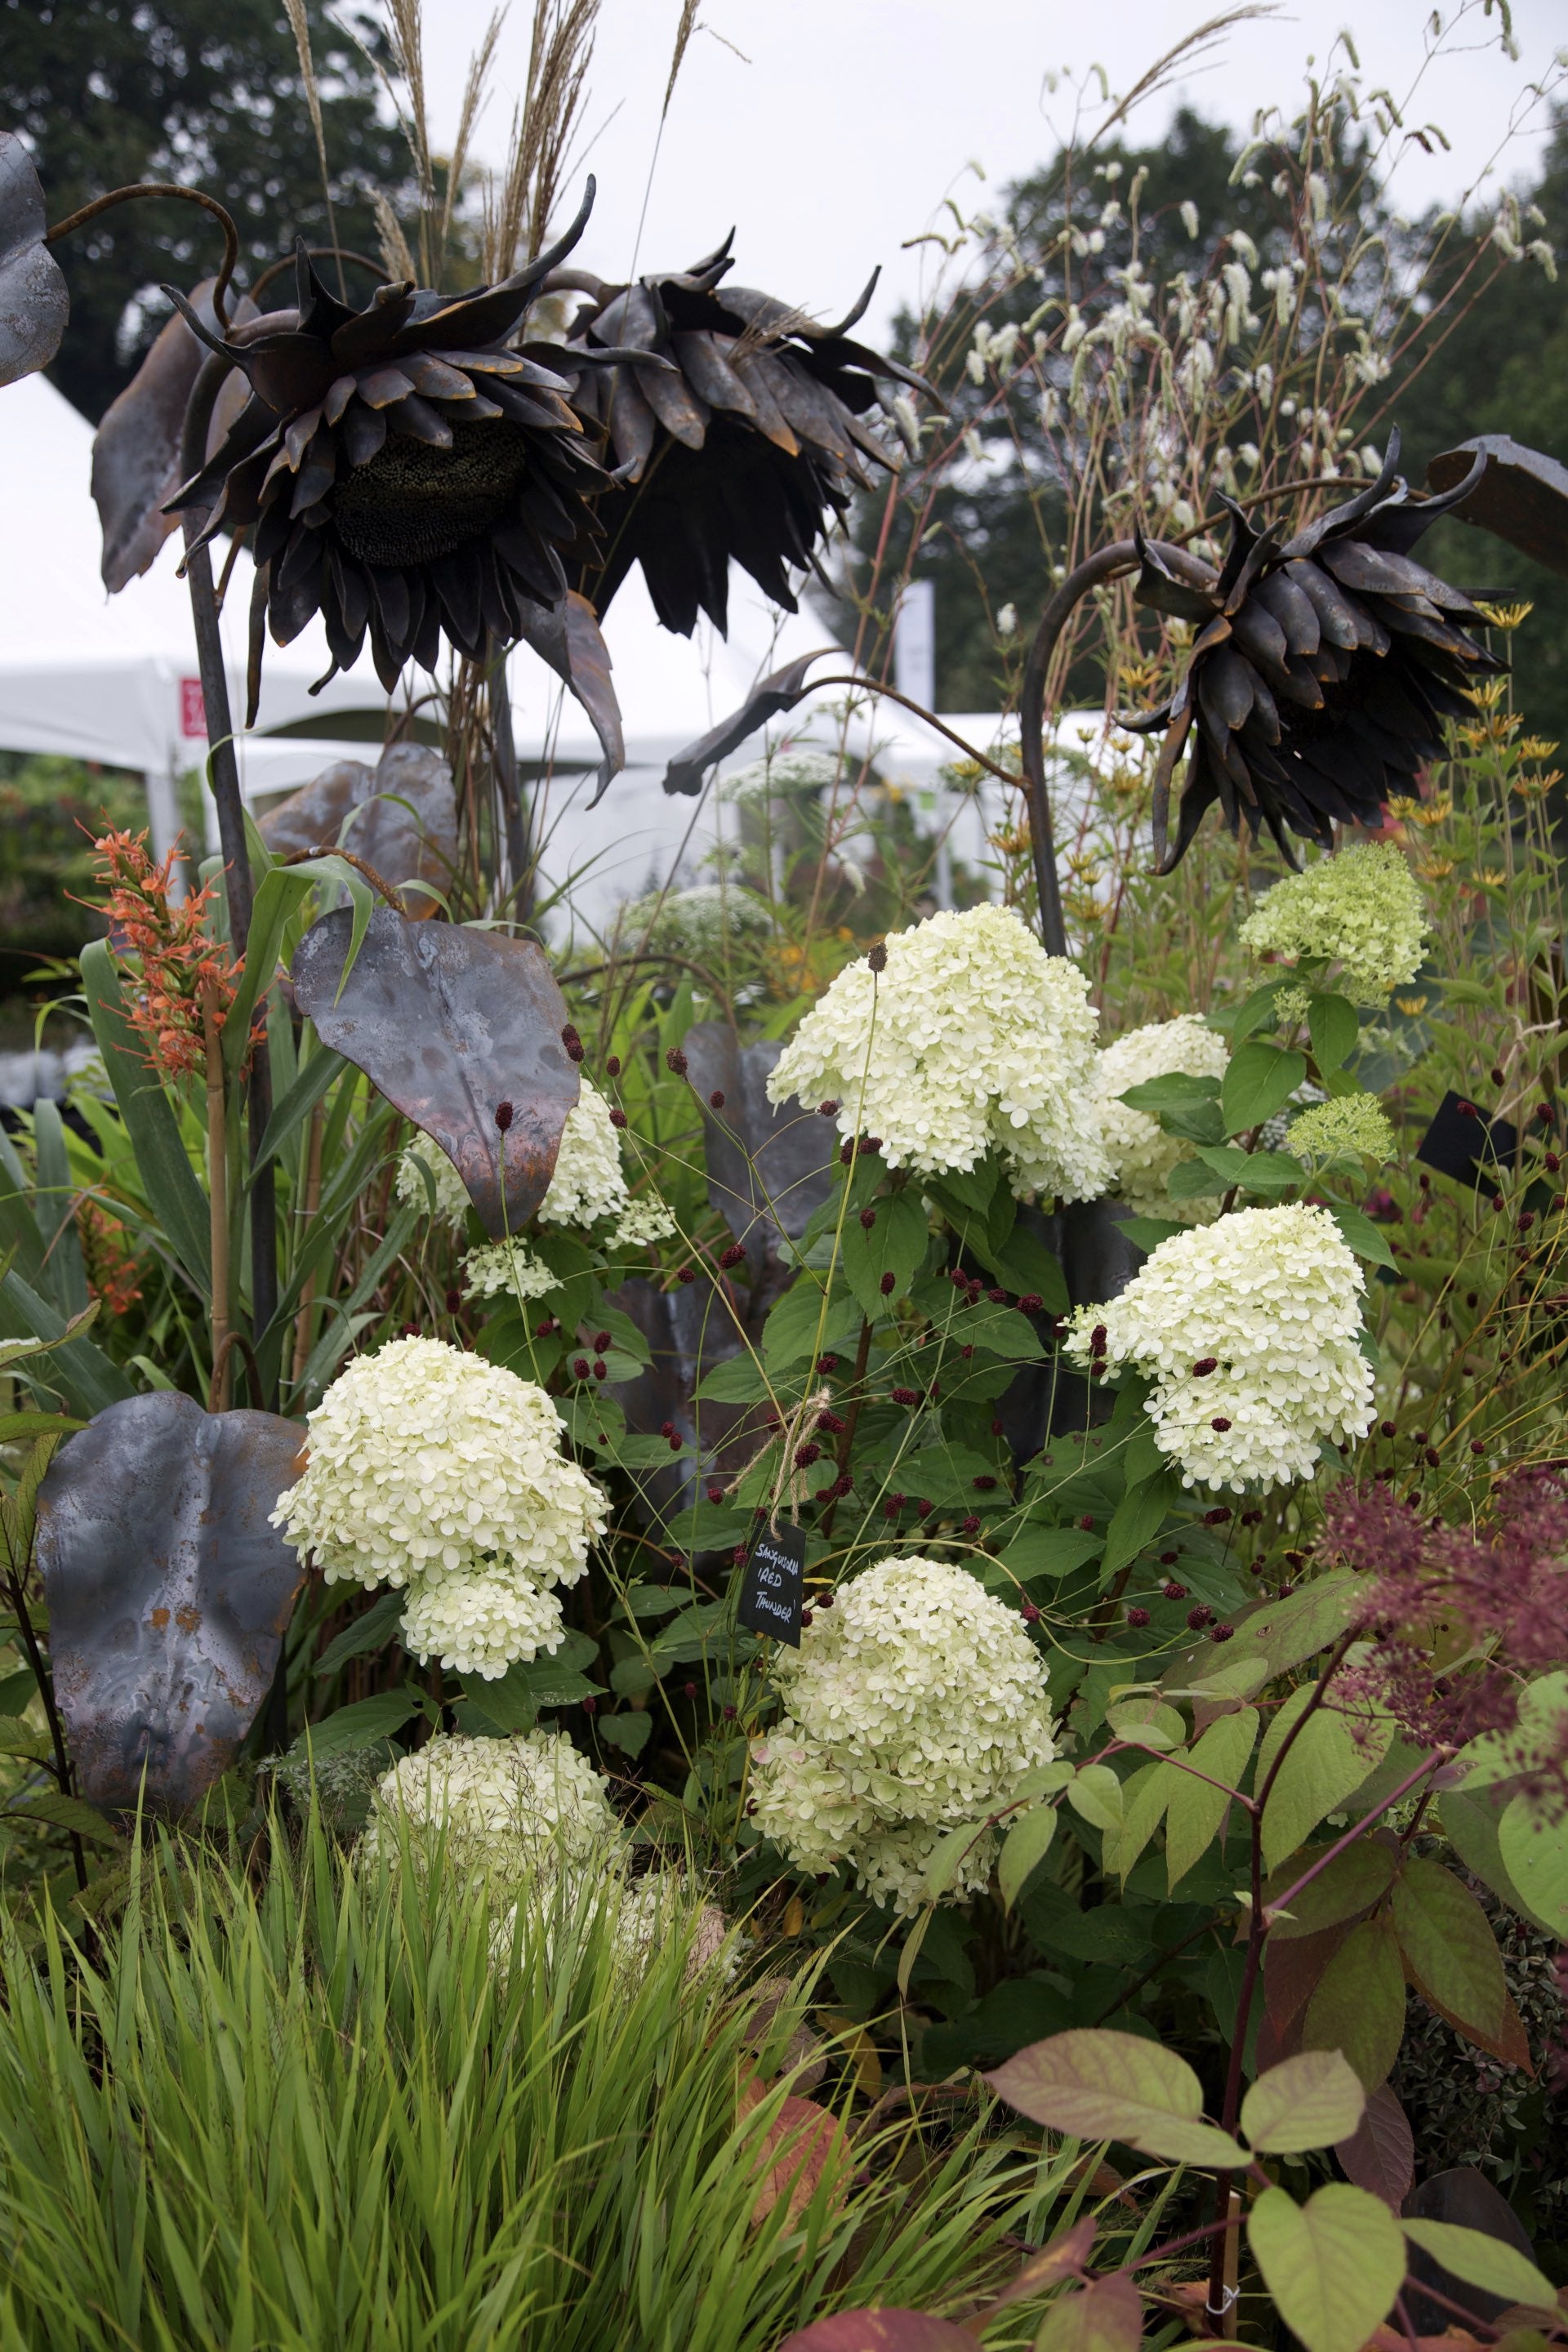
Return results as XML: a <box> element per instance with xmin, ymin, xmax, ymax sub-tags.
<box><xmin>180</xmin><ymin>678</ymin><xmax>207</xmax><ymax>737</ymax></box>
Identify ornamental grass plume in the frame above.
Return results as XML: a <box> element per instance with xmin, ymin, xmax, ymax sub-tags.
<box><xmin>271</xmin><ymin>1336</ymin><xmax>606</xmax><ymax>1678</ymax></box>
<box><xmin>89</xmin><ymin>827</ymin><xmax>243</xmax><ymax>1080</ymax></box>
<box><xmin>766</xmin><ymin>903</ymin><xmax>1111</xmax><ymax>1201</ymax></box>
<box><xmin>1093</xmin><ymin>1013</ymin><xmax>1230</xmax><ymax>1221</ymax></box>
<box><xmin>1238</xmin><ymin>841</ymin><xmax>1428</xmax><ymax>1006</ymax></box>
<box><xmin>1065</xmin><ymin>1202</ymin><xmax>1374</xmax><ymax>1492</ymax></box>
<box><xmin>749</xmin><ymin>1555</ymin><xmax>1057</xmax><ymax>1915</ymax></box>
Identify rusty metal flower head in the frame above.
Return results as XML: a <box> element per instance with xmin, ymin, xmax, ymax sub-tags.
<box><xmin>1129</xmin><ymin>433</ymin><xmax>1504</xmax><ymax>870</ymax></box>
<box><xmin>167</xmin><ymin>187</ymin><xmax>614</xmax><ymax>690</ymax></box>
<box><xmin>559</xmin><ymin>236</ymin><xmax>930</xmax><ymax>635</ymax></box>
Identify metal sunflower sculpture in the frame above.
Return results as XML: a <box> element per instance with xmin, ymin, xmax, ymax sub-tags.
<box><xmin>1129</xmin><ymin>433</ymin><xmax>1503</xmax><ymax>871</ymax></box>
<box><xmin>556</xmin><ymin>234</ymin><xmax>930</xmax><ymax>635</ymax></box>
<box><xmin>167</xmin><ymin>188</ymin><xmax>630</xmax><ymax>692</ymax></box>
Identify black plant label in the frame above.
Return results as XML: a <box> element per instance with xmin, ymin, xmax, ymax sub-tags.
<box><xmin>738</xmin><ymin>1523</ymin><xmax>807</xmax><ymax>1647</ymax></box>
<box><xmin>1415</xmin><ymin>1089</ymin><xmax>1518</xmax><ymax>1194</ymax></box>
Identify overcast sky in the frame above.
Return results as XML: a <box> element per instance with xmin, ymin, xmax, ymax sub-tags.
<box><xmin>404</xmin><ymin>0</ymin><xmax>1567</xmax><ymax>335</ymax></box>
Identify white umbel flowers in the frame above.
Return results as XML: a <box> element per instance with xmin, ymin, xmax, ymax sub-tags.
<box><xmin>272</xmin><ymin>1336</ymin><xmax>607</xmax><ymax>1677</ymax></box>
<box><xmin>1238</xmin><ymin>843</ymin><xmax>1428</xmax><ymax>1007</ymax></box>
<box><xmin>766</xmin><ymin>904</ymin><xmax>1111</xmax><ymax>1201</ymax></box>
<box><xmin>1064</xmin><ymin>1203</ymin><xmax>1374</xmax><ymax>1492</ymax></box>
<box><xmin>749</xmin><ymin>1555</ymin><xmax>1058</xmax><ymax>1915</ymax></box>
<box><xmin>1093</xmin><ymin>1013</ymin><xmax>1230</xmax><ymax>1221</ymax></box>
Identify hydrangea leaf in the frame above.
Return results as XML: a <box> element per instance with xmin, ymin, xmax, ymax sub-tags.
<box><xmin>1221</xmin><ymin>1043</ymin><xmax>1308</xmax><ymax>1137</ymax></box>
<box><xmin>998</xmin><ymin>1801</ymin><xmax>1058</xmax><ymax>1910</ymax></box>
<box><xmin>1307</xmin><ymin>994</ymin><xmax>1360</xmax><ymax>1073</ymax></box>
<box><xmin>987</xmin><ymin>2028</ymin><xmax>1247</xmax><ymax>2167</ymax></box>
<box><xmin>1325</xmin><ymin>1204</ymin><xmax>1398</xmax><ymax>1268</ymax></box>
<box><xmin>1246</xmin><ymin>2184</ymin><xmax>1405</xmax><ymax>2352</ymax></box>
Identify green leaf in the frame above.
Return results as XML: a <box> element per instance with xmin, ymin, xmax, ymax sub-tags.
<box><xmin>986</xmin><ymin>2029</ymin><xmax>1247</xmax><ymax>2167</ymax></box>
<box><xmin>1066</xmin><ymin>1763</ymin><xmax>1125</xmax><ymax>1836</ymax></box>
<box><xmin>1390</xmin><ymin>1855</ymin><xmax>1528</xmax><ymax>2065</ymax></box>
<box><xmin>0</xmin><ymin>1267</ymin><xmax>134</xmax><ymax>1418</ymax></box>
<box><xmin>1190</xmin><ymin>1143</ymin><xmax>1302</xmax><ymax>1195</ymax></box>
<box><xmin>0</xmin><ymin>1668</ymin><xmax>39</xmax><ymax>1713</ymax></box>
<box><xmin>1258</xmin><ymin>1689</ymin><xmax>1393</xmax><ymax>1873</ymax></box>
<box><xmin>1308</xmin><ymin>995</ymin><xmax>1361</xmax><ymax>1075</ymax></box>
<box><xmin>0</xmin><ymin>1410</ymin><xmax>86</xmax><ymax>1446</ymax></box>
<box><xmin>1263</xmin><ymin>1840</ymin><xmax>1396</xmax><ymax>1939</ymax></box>
<box><xmin>1119</xmin><ymin>1072</ymin><xmax>1221</xmax><ymax>1113</ymax></box>
<box><xmin>840</xmin><ymin>1190</ymin><xmax>929</xmax><ymax>1320</ymax></box>
<box><xmin>762</xmin><ymin>1276</ymin><xmax>861</xmax><ymax>1370</ymax></box>
<box><xmin>1301</xmin><ymin>1913</ymin><xmax>1408</xmax><ymax>2090</ymax></box>
<box><xmin>690</xmin><ymin>1352</ymin><xmax>770</xmax><ymax>1404</ymax></box>
<box><xmin>987</xmin><ymin>1222</ymin><xmax>1070</xmax><ymax>1315</ymax></box>
<box><xmin>3</xmin><ymin>1790</ymin><xmax>122</xmax><ymax>1846</ymax></box>
<box><xmin>295</xmin><ymin>1690</ymin><xmax>419</xmax><ymax>1758</ymax></box>
<box><xmin>922</xmin><ymin>1820</ymin><xmax>988</xmax><ymax>1903</ymax></box>
<box><xmin>1034</xmin><ymin>2274</ymin><xmax>1144</xmax><ymax>2352</ymax></box>
<box><xmin>79</xmin><ymin>938</ymin><xmax>211</xmax><ymax>1292</ymax></box>
<box><xmin>1104</xmin><ymin>1762</ymin><xmax>1170</xmax><ymax>1882</ymax></box>
<box><xmin>0</xmin><ymin>1713</ymin><xmax>55</xmax><ymax>1763</ymax></box>
<box><xmin>1327</xmin><ymin>1205</ymin><xmax>1398</xmax><ymax>1270</ymax></box>
<box><xmin>250</xmin><ymin>1045</ymin><xmax>348</xmax><ymax>1177</ymax></box>
<box><xmin>999</xmin><ymin>1525</ymin><xmax>1102</xmax><ymax>1583</ymax></box>
<box><xmin>1247</xmin><ymin>2184</ymin><xmax>1405</xmax><ymax>2352</ymax></box>
<box><xmin>1497</xmin><ymin>1788</ymin><xmax>1568</xmax><ymax>1936</ymax></box>
<box><xmin>1100</xmin><ymin>1471</ymin><xmax>1178</xmax><ymax>1580</ymax></box>
<box><xmin>1166</xmin><ymin>1156</ymin><xmax>1227</xmax><ymax>1201</ymax></box>
<box><xmin>313</xmin><ymin>1589</ymin><xmax>406</xmax><ymax>1680</ymax></box>
<box><xmin>1221</xmin><ymin>1042</ymin><xmax>1307</xmax><ymax>1137</ymax></box>
<box><xmin>999</xmin><ymin>1802</ymin><xmax>1058</xmax><ymax>1910</ymax></box>
<box><xmin>1120</xmin><ymin>1217</ymin><xmax>1184</xmax><ymax>1253</ymax></box>
<box><xmin>1212</xmin><ymin>978</ymin><xmax>1292</xmax><ymax>1043</ymax></box>
<box><xmin>1106</xmin><ymin>1698</ymin><xmax>1186</xmax><ymax>1751</ymax></box>
<box><xmin>1241</xmin><ymin>2051</ymin><xmax>1365</xmax><ymax>2154</ymax></box>
<box><xmin>597</xmin><ymin>1711</ymin><xmax>653</xmax><ymax>1758</ymax></box>
<box><xmin>1400</xmin><ymin>2221</ymin><xmax>1559</xmax><ymax>2314</ymax></box>
<box><xmin>1165</xmin><ymin>1706</ymin><xmax>1258</xmax><ymax>1891</ymax></box>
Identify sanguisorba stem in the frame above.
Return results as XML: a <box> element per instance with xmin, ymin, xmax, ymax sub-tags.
<box><xmin>202</xmin><ymin>980</ymin><xmax>231</xmax><ymax>1413</ymax></box>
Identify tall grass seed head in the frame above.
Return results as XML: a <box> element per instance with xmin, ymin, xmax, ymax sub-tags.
<box><xmin>1094</xmin><ymin>1013</ymin><xmax>1230</xmax><ymax>1222</ymax></box>
<box><xmin>749</xmin><ymin>1553</ymin><xmax>1057</xmax><ymax>1914</ymax></box>
<box><xmin>1238</xmin><ymin>843</ymin><xmax>1428</xmax><ymax>1006</ymax></box>
<box><xmin>766</xmin><ymin>903</ymin><xmax>1111</xmax><ymax>1201</ymax></box>
<box><xmin>1066</xmin><ymin>1203</ymin><xmax>1374</xmax><ymax>1492</ymax></box>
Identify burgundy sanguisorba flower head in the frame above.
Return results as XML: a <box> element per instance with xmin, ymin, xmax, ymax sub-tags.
<box><xmin>166</xmin><ymin>185</ymin><xmax>617</xmax><ymax>691</ymax></box>
<box><xmin>1128</xmin><ymin>430</ymin><xmax>1504</xmax><ymax>871</ymax></box>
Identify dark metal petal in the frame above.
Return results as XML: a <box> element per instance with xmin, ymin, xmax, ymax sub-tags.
<box><xmin>513</xmin><ymin>590</ymin><xmax>625</xmax><ymax>807</ymax></box>
<box><xmin>662</xmin><ymin>648</ymin><xmax>835</xmax><ymax>795</ymax></box>
<box><xmin>35</xmin><ymin>1392</ymin><xmax>308</xmax><ymax>1813</ymax></box>
<box><xmin>1424</xmin><ymin>433</ymin><xmax>1568</xmax><ymax>579</ymax></box>
<box><xmin>0</xmin><ymin>133</ymin><xmax>69</xmax><ymax>387</ymax></box>
<box><xmin>289</xmin><ymin>906</ymin><xmax>579</xmax><ymax>1237</ymax></box>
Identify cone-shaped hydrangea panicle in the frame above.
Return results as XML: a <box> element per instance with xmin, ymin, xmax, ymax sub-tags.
<box><xmin>1065</xmin><ymin>1203</ymin><xmax>1374</xmax><ymax>1492</ymax></box>
<box><xmin>1128</xmin><ymin>431</ymin><xmax>1503</xmax><ymax>868</ymax></box>
<box><xmin>167</xmin><ymin>212</ymin><xmax>613</xmax><ymax>692</ymax></box>
<box><xmin>396</xmin><ymin>1133</ymin><xmax>472</xmax><ymax>1228</ymax></box>
<box><xmin>363</xmin><ymin>1728</ymin><xmax>616</xmax><ymax>1884</ymax></box>
<box><xmin>1238</xmin><ymin>842</ymin><xmax>1428</xmax><ymax>1007</ymax></box>
<box><xmin>271</xmin><ymin>1336</ymin><xmax>606</xmax><ymax>1677</ymax></box>
<box><xmin>766</xmin><ymin>904</ymin><xmax>1111</xmax><ymax>1200</ymax></box>
<box><xmin>559</xmin><ymin>236</ymin><xmax>929</xmax><ymax>635</ymax></box>
<box><xmin>749</xmin><ymin>1555</ymin><xmax>1057</xmax><ymax>1915</ymax></box>
<box><xmin>534</xmin><ymin>1074</ymin><xmax>627</xmax><ymax>1227</ymax></box>
<box><xmin>1093</xmin><ymin>1013</ymin><xmax>1230</xmax><ymax>1222</ymax></box>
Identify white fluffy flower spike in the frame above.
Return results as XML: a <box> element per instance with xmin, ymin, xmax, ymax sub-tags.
<box><xmin>1093</xmin><ymin>1014</ymin><xmax>1229</xmax><ymax>1221</ymax></box>
<box><xmin>537</xmin><ymin>1076</ymin><xmax>628</xmax><ymax>1227</ymax></box>
<box><xmin>750</xmin><ymin>1555</ymin><xmax>1057</xmax><ymax>1915</ymax></box>
<box><xmin>766</xmin><ymin>904</ymin><xmax>1111</xmax><ymax>1201</ymax></box>
<box><xmin>1065</xmin><ymin>1203</ymin><xmax>1374</xmax><ymax>1493</ymax></box>
<box><xmin>271</xmin><ymin>1336</ymin><xmax>607</xmax><ymax>1678</ymax></box>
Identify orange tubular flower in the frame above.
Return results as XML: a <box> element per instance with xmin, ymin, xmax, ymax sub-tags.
<box><xmin>88</xmin><ymin>829</ymin><xmax>246</xmax><ymax>1081</ymax></box>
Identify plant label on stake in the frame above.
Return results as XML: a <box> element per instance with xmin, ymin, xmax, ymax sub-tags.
<box><xmin>1414</xmin><ymin>1089</ymin><xmax>1519</xmax><ymax>1195</ymax></box>
<box><xmin>738</xmin><ymin>1524</ymin><xmax>807</xmax><ymax>1647</ymax></box>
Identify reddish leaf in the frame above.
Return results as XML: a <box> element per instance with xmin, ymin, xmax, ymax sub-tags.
<box><xmin>1036</xmin><ymin>2273</ymin><xmax>1144</xmax><ymax>2352</ymax></box>
<box><xmin>1390</xmin><ymin>1858</ymin><xmax>1533</xmax><ymax>2072</ymax></box>
<box><xmin>772</xmin><ymin>2317</ymin><xmax>978</xmax><ymax>2352</ymax></box>
<box><xmin>1334</xmin><ymin>2083</ymin><xmax>1415</xmax><ymax>2209</ymax></box>
<box><xmin>979</xmin><ymin>2218</ymin><xmax>1097</xmax><ymax>2320</ymax></box>
<box><xmin>1300</xmin><ymin>1913</ymin><xmax>1407</xmax><ymax>2090</ymax></box>
<box><xmin>739</xmin><ymin>2078</ymin><xmax>849</xmax><ymax>2229</ymax></box>
<box><xmin>1263</xmin><ymin>1840</ymin><xmax>1396</xmax><ymax>1940</ymax></box>
<box><xmin>1263</xmin><ymin>1921</ymin><xmax>1351</xmax><ymax>2038</ymax></box>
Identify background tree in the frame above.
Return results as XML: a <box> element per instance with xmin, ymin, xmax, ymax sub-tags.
<box><xmin>0</xmin><ymin>0</ymin><xmax>411</xmax><ymax>421</ymax></box>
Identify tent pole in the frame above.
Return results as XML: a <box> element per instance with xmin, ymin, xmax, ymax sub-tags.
<box><xmin>180</xmin><ymin>352</ymin><xmax>278</xmax><ymax>1401</ymax></box>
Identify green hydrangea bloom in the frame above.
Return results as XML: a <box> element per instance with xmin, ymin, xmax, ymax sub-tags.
<box><xmin>1239</xmin><ymin>844</ymin><xmax>1428</xmax><ymax>1007</ymax></box>
<box><xmin>1286</xmin><ymin>1095</ymin><xmax>1396</xmax><ymax>1164</ymax></box>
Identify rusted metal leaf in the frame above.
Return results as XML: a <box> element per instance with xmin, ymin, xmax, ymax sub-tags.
<box><xmin>290</xmin><ymin>904</ymin><xmax>578</xmax><ymax>1236</ymax></box>
<box><xmin>683</xmin><ymin>1022</ymin><xmax>835</xmax><ymax>1272</ymax></box>
<box><xmin>92</xmin><ymin>278</ymin><xmax>260</xmax><ymax>591</ymax></box>
<box><xmin>1426</xmin><ymin>433</ymin><xmax>1568</xmax><ymax>580</ymax></box>
<box><xmin>0</xmin><ymin>135</ymin><xmax>68</xmax><ymax>388</ymax></box>
<box><xmin>35</xmin><ymin>1392</ymin><xmax>307</xmax><ymax>1811</ymax></box>
<box><xmin>514</xmin><ymin>589</ymin><xmax>625</xmax><ymax>806</ymax></box>
<box><xmin>662</xmin><ymin>648</ymin><xmax>834</xmax><ymax>796</ymax></box>
<box><xmin>259</xmin><ymin>742</ymin><xmax>457</xmax><ymax>917</ymax></box>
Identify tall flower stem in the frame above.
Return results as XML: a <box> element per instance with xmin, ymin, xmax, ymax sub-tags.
<box><xmin>202</xmin><ymin>980</ymin><xmax>231</xmax><ymax>1414</ymax></box>
<box><xmin>180</xmin><ymin>350</ymin><xmax>278</xmax><ymax>1392</ymax></box>
<box><xmin>290</xmin><ymin>1102</ymin><xmax>327</xmax><ymax>1390</ymax></box>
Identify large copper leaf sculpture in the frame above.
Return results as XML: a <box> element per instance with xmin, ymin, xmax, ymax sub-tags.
<box><xmin>291</xmin><ymin>904</ymin><xmax>579</xmax><ymax>1235</ymax></box>
<box><xmin>35</xmin><ymin>1392</ymin><xmax>307</xmax><ymax>1811</ymax></box>
<box><xmin>259</xmin><ymin>742</ymin><xmax>457</xmax><ymax>917</ymax></box>
<box><xmin>682</xmin><ymin>1022</ymin><xmax>835</xmax><ymax>1272</ymax></box>
<box><xmin>1426</xmin><ymin>434</ymin><xmax>1568</xmax><ymax>578</ymax></box>
<box><xmin>0</xmin><ymin>133</ymin><xmax>68</xmax><ymax>388</ymax></box>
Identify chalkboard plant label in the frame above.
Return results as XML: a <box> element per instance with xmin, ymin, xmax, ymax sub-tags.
<box><xmin>738</xmin><ymin>1523</ymin><xmax>808</xmax><ymax>1647</ymax></box>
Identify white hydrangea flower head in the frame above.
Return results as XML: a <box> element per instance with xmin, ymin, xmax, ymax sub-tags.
<box><xmin>1093</xmin><ymin>1014</ymin><xmax>1230</xmax><ymax>1222</ymax></box>
<box><xmin>1286</xmin><ymin>1096</ymin><xmax>1396</xmax><ymax>1165</ymax></box>
<box><xmin>1064</xmin><ymin>1203</ymin><xmax>1374</xmax><ymax>1493</ymax></box>
<box><xmin>749</xmin><ymin>1555</ymin><xmax>1057</xmax><ymax>1916</ymax></box>
<box><xmin>609</xmin><ymin>1196</ymin><xmax>679</xmax><ymax>1249</ymax></box>
<box><xmin>765</xmin><ymin>904</ymin><xmax>1112</xmax><ymax>1202</ymax></box>
<box><xmin>271</xmin><ymin>1336</ymin><xmax>607</xmax><ymax>1677</ymax></box>
<box><xmin>721</xmin><ymin>747</ymin><xmax>841</xmax><ymax>805</ymax></box>
<box><xmin>1238</xmin><ymin>844</ymin><xmax>1428</xmax><ymax>1006</ymax></box>
<box><xmin>460</xmin><ymin>1237</ymin><xmax>559</xmax><ymax>1299</ymax></box>
<box><xmin>363</xmin><ymin>1729</ymin><xmax>617</xmax><ymax>1887</ymax></box>
<box><xmin>395</xmin><ymin>1134</ymin><xmax>470</xmax><ymax>1228</ymax></box>
<box><xmin>537</xmin><ymin>1076</ymin><xmax>627</xmax><ymax>1228</ymax></box>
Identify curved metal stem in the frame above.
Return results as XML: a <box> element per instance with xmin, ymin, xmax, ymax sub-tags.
<box><xmin>47</xmin><ymin>184</ymin><xmax>240</xmax><ymax>327</ymax></box>
<box><xmin>1018</xmin><ymin>537</ymin><xmax>1219</xmax><ymax>955</ymax></box>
